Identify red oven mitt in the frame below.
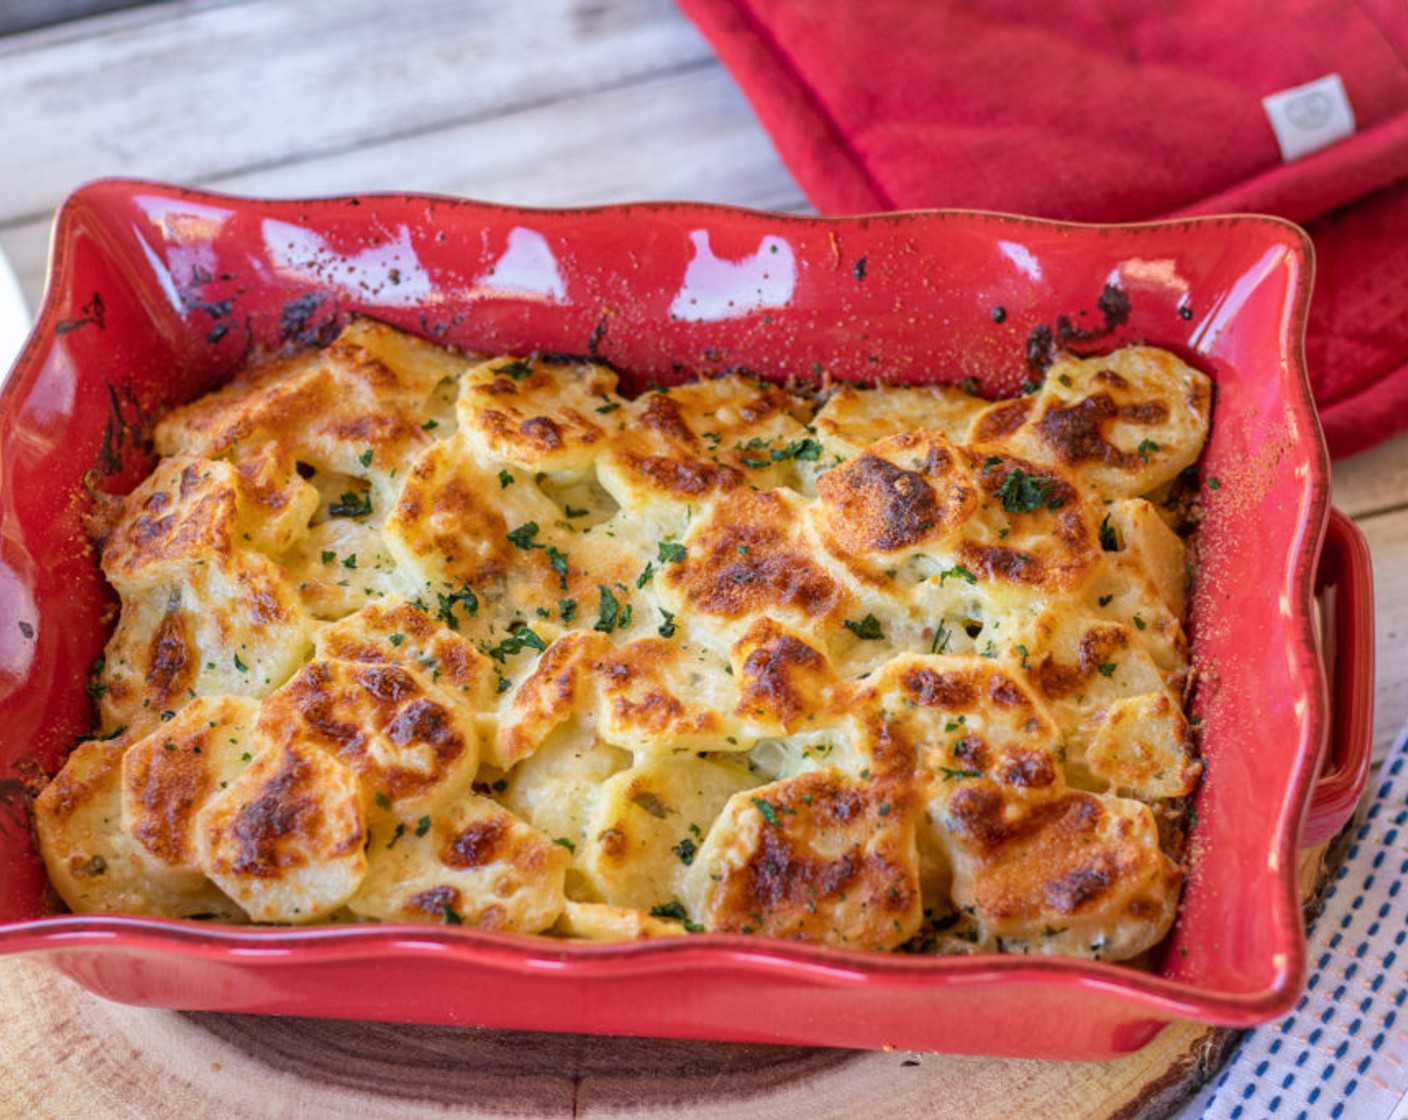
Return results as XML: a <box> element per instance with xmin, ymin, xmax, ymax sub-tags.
<box><xmin>678</xmin><ymin>0</ymin><xmax>1408</xmax><ymax>458</ymax></box>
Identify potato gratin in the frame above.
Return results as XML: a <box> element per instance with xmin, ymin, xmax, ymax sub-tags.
<box><xmin>35</xmin><ymin>319</ymin><xmax>1211</xmax><ymax>961</ymax></box>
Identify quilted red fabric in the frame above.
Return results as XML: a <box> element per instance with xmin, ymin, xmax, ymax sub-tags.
<box><xmin>679</xmin><ymin>0</ymin><xmax>1408</xmax><ymax>458</ymax></box>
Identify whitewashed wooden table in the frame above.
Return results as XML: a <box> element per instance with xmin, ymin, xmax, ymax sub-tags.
<box><xmin>1</xmin><ymin>2</ymin><xmax>1404</xmax><ymax>1117</ymax></box>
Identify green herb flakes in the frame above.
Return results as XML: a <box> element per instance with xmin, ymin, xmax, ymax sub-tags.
<box><xmin>495</xmin><ymin>359</ymin><xmax>534</xmax><ymax>380</ymax></box>
<box><xmin>996</xmin><ymin>468</ymin><xmax>1055</xmax><ymax>513</ymax></box>
<box><xmin>844</xmin><ymin>614</ymin><xmax>885</xmax><ymax>640</ymax></box>
<box><xmin>593</xmin><ymin>585</ymin><xmax>622</xmax><ymax>633</ymax></box>
<box><xmin>672</xmin><ymin>837</ymin><xmax>697</xmax><ymax>865</ymax></box>
<box><xmin>329</xmin><ymin>490</ymin><xmax>372</xmax><ymax>518</ymax></box>
<box><xmin>486</xmin><ymin>627</ymin><xmax>546</xmax><ymax>661</ymax></box>
<box><xmin>939</xmin><ymin>564</ymin><xmax>978</xmax><ymax>586</ymax></box>
<box><xmin>1099</xmin><ymin>513</ymin><xmax>1118</xmax><ymax>551</ymax></box>
<box><xmin>546</xmin><ymin>545</ymin><xmax>570</xmax><ymax>588</ymax></box>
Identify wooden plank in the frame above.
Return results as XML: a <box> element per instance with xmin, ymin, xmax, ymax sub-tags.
<box><xmin>1332</xmin><ymin>433</ymin><xmax>1408</xmax><ymax>519</ymax></box>
<box><xmin>1356</xmin><ymin>505</ymin><xmax>1408</xmax><ymax>759</ymax></box>
<box><xmin>0</xmin><ymin>955</ymin><xmax>1253</xmax><ymax>1119</ymax></box>
<box><xmin>0</xmin><ymin>0</ymin><xmax>715</xmax><ymax>225</ymax></box>
<box><xmin>212</xmin><ymin>67</ymin><xmax>807</xmax><ymax>211</ymax></box>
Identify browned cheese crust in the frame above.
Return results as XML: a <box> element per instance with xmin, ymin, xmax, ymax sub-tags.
<box><xmin>37</xmin><ymin>323</ymin><xmax>1208</xmax><ymax>959</ymax></box>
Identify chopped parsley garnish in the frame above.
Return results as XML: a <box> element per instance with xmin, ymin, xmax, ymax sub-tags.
<box><xmin>1097</xmin><ymin>661</ymin><xmax>1118</xmax><ymax>677</ymax></box>
<box><xmin>939</xmin><ymin>767</ymin><xmax>983</xmax><ymax>781</ymax></box>
<box><xmin>321</xmin><ymin>550</ymin><xmax>336</xmax><ymax>564</ymax></box>
<box><xmin>233</xmin><ymin>652</ymin><xmax>248</xmax><ymax>673</ymax></box>
<box><xmin>442</xmin><ymin>900</ymin><xmax>463</xmax><ymax>925</ymax></box>
<box><xmin>1099</xmin><ymin>513</ymin><xmax>1118</xmax><ymax>551</ymax></box>
<box><xmin>981</xmin><ymin>455</ymin><xmax>1003</xmax><ymax>472</ymax></box>
<box><xmin>506</xmin><ymin>522</ymin><xmax>542</xmax><ymax>550</ymax></box>
<box><xmin>546</xmin><ymin>545</ymin><xmax>570</xmax><ymax>588</ymax></box>
<box><xmin>496</xmin><ymin>676</ymin><xmax>513</xmax><ymax>694</ymax></box>
<box><xmin>329</xmin><ymin>490</ymin><xmax>373</xmax><ymax>518</ymax></box>
<box><xmin>435</xmin><ymin>584</ymin><xmax>479</xmax><ymax>629</ymax></box>
<box><xmin>595</xmin><ymin>396</ymin><xmax>621</xmax><ymax>414</ymax></box>
<box><xmin>649</xmin><ymin>901</ymin><xmax>704</xmax><ymax>932</ymax></box>
<box><xmin>421</xmin><ymin>418</ymin><xmax>439</xmax><ymax>431</ymax></box>
<box><xmin>636</xmin><ymin>562</ymin><xmax>655</xmax><ymax>589</ymax></box>
<box><xmin>342</xmin><ymin>553</ymin><xmax>357</xmax><ymax>569</ymax></box>
<box><xmin>386</xmin><ymin>823</ymin><xmax>405</xmax><ymax>849</ymax></box>
<box><xmin>1137</xmin><ymin>439</ymin><xmax>1159</xmax><ymax>462</ymax></box>
<box><xmin>388</xmin><ymin>633</ymin><xmax>405</xmax><ymax>647</ymax></box>
<box><xmin>996</xmin><ymin>468</ymin><xmax>1056</xmax><ymax>513</ymax></box>
<box><xmin>1015</xmin><ymin>643</ymin><xmax>1030</xmax><ymax>668</ymax></box>
<box><xmin>929</xmin><ymin>620</ymin><xmax>951</xmax><ymax>654</ymax></box>
<box><xmin>559</xmin><ymin>597</ymin><xmax>577</xmax><ymax>622</ymax></box>
<box><xmin>486</xmin><ymin>627</ymin><xmax>546</xmax><ymax>661</ymax></box>
<box><xmin>657</xmin><ymin>541</ymin><xmax>687</xmax><ymax>564</ymax></box>
<box><xmin>672</xmin><ymin>837</ymin><xmax>697</xmax><ymax>865</ymax></box>
<box><xmin>939</xmin><ymin>564</ymin><xmax>978</xmax><ymax>586</ymax></box>
<box><xmin>415</xmin><ymin>816</ymin><xmax>432</xmax><ymax>837</ymax></box>
<box><xmin>1207</xmin><ymin>477</ymin><xmax>1222</xmax><ymax>490</ymax></box>
<box><xmin>495</xmin><ymin>359</ymin><xmax>534</xmax><ymax>380</ymax></box>
<box><xmin>564</xmin><ymin>505</ymin><xmax>589</xmax><ymax>518</ymax></box>
<box><xmin>1098</xmin><ymin>593</ymin><xmax>1114</xmax><ymax>607</ymax></box>
<box><xmin>769</xmin><ymin>438</ymin><xmax>823</xmax><ymax>462</ymax></box>
<box><xmin>358</xmin><ymin>448</ymin><xmax>374</xmax><ymax>468</ymax></box>
<box><xmin>1132</xmin><ymin>615</ymin><xmax>1146</xmax><ymax>631</ymax></box>
<box><xmin>553</xmin><ymin>837</ymin><xmax>576</xmax><ymax>853</ymax></box>
<box><xmin>740</xmin><ymin>456</ymin><xmax>770</xmax><ymax>469</ymax></box>
<box><xmin>752</xmin><ymin>798</ymin><xmax>780</xmax><ymax>825</ymax></box>
<box><xmin>498</xmin><ymin>469</ymin><xmax>515</xmax><ymax>489</ymax></box>
<box><xmin>844</xmin><ymin>613</ymin><xmax>885</xmax><ymax>640</ymax></box>
<box><xmin>374</xmin><ymin>790</ymin><xmax>392</xmax><ymax>810</ymax></box>
<box><xmin>593</xmin><ymin>585</ymin><xmax>622</xmax><ymax>633</ymax></box>
<box><xmin>658</xmin><ymin>609</ymin><xmax>677</xmax><ymax>639</ymax></box>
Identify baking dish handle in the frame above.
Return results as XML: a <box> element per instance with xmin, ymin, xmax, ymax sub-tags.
<box><xmin>1301</xmin><ymin>507</ymin><xmax>1375</xmax><ymax>849</ymax></box>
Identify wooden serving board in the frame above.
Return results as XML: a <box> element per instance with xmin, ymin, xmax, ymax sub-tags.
<box><xmin>0</xmin><ymin>840</ymin><xmax>1340</xmax><ymax>1120</ymax></box>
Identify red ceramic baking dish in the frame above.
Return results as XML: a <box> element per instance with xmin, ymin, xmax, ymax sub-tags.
<box><xmin>0</xmin><ymin>180</ymin><xmax>1373</xmax><ymax>1059</ymax></box>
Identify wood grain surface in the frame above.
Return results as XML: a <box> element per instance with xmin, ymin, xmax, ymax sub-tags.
<box><xmin>0</xmin><ymin>2</ymin><xmax>1401</xmax><ymax>1117</ymax></box>
<box><xmin>0</xmin><ymin>955</ymin><xmax>1239</xmax><ymax>1120</ymax></box>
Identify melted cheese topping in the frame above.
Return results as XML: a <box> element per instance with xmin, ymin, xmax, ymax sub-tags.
<box><xmin>37</xmin><ymin>318</ymin><xmax>1209</xmax><ymax>962</ymax></box>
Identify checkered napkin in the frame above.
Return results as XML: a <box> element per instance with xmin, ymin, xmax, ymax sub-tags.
<box><xmin>1176</xmin><ymin>730</ymin><xmax>1408</xmax><ymax>1119</ymax></box>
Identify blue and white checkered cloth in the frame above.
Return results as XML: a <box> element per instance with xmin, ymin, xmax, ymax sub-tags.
<box><xmin>1178</xmin><ymin>730</ymin><xmax>1408</xmax><ymax>1119</ymax></box>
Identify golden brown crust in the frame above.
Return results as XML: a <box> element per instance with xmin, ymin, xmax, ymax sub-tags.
<box><xmin>687</xmin><ymin>768</ymin><xmax>922</xmax><ymax>950</ymax></box>
<box><xmin>46</xmin><ymin>321</ymin><xmax>1207</xmax><ymax>958</ymax></box>
<box><xmin>664</xmin><ymin>489</ymin><xmax>845</xmax><ymax>623</ymax></box>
